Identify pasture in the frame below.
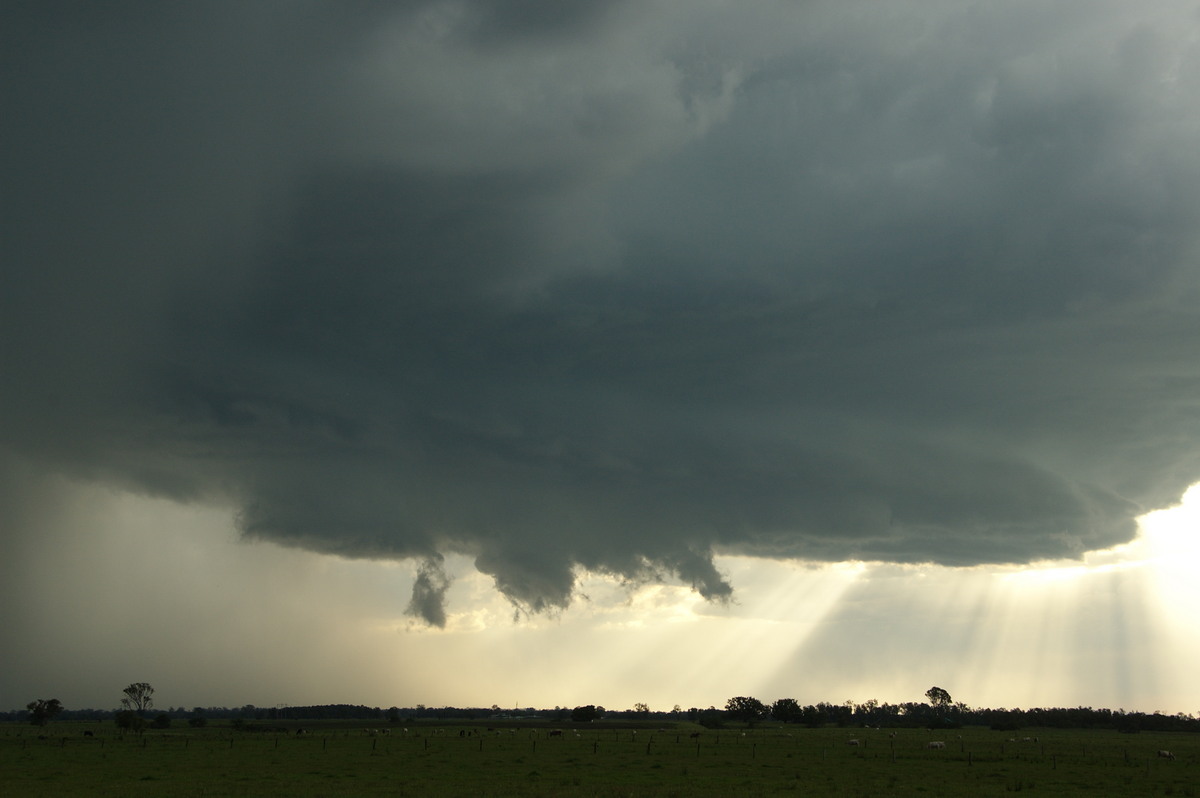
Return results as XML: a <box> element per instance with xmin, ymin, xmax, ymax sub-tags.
<box><xmin>2</xmin><ymin>721</ymin><xmax>1196</xmax><ymax>796</ymax></box>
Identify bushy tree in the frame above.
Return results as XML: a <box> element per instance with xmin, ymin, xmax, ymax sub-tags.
<box><xmin>26</xmin><ymin>698</ymin><xmax>63</xmax><ymax>726</ymax></box>
<box><xmin>771</xmin><ymin>697</ymin><xmax>802</xmax><ymax>723</ymax></box>
<box><xmin>571</xmin><ymin>705</ymin><xmax>602</xmax><ymax>722</ymax></box>
<box><xmin>725</xmin><ymin>696</ymin><xmax>769</xmax><ymax>726</ymax></box>
<box><xmin>925</xmin><ymin>686</ymin><xmax>952</xmax><ymax>708</ymax></box>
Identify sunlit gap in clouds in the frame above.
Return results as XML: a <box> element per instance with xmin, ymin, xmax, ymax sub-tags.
<box><xmin>757</xmin><ymin>484</ymin><xmax>1200</xmax><ymax>713</ymax></box>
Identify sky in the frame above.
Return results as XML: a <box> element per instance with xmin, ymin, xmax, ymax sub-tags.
<box><xmin>3</xmin><ymin>1</ymin><xmax>1200</xmax><ymax>715</ymax></box>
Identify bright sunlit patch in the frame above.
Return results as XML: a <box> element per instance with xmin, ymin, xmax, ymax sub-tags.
<box><xmin>1138</xmin><ymin>483</ymin><xmax>1200</xmax><ymax>561</ymax></box>
<box><xmin>749</xmin><ymin>484</ymin><xmax>1200</xmax><ymax>712</ymax></box>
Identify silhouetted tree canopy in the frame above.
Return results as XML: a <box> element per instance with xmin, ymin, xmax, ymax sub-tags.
<box><xmin>121</xmin><ymin>682</ymin><xmax>154</xmax><ymax>715</ymax></box>
<box><xmin>771</xmin><ymin>698</ymin><xmax>802</xmax><ymax>723</ymax></box>
<box><xmin>925</xmin><ymin>686</ymin><xmax>952</xmax><ymax>707</ymax></box>
<box><xmin>725</xmin><ymin>696</ymin><xmax>769</xmax><ymax>726</ymax></box>
<box><xmin>26</xmin><ymin>698</ymin><xmax>63</xmax><ymax>726</ymax></box>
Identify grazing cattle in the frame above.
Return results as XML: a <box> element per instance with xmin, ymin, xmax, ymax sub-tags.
<box><xmin>83</xmin><ymin>730</ymin><xmax>94</xmax><ymax>737</ymax></box>
<box><xmin>1159</xmin><ymin>750</ymin><xmax>1176</xmax><ymax>760</ymax></box>
<box><xmin>689</xmin><ymin>732</ymin><xmax>701</xmax><ymax>739</ymax></box>
<box><xmin>295</xmin><ymin>728</ymin><xmax>307</xmax><ymax>736</ymax></box>
<box><xmin>846</xmin><ymin>739</ymin><xmax>860</xmax><ymax>746</ymax></box>
<box><xmin>548</xmin><ymin>730</ymin><xmax>563</xmax><ymax>738</ymax></box>
<box><xmin>928</xmin><ymin>741</ymin><xmax>946</xmax><ymax>750</ymax></box>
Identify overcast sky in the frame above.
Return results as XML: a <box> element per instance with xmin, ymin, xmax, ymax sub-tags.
<box><xmin>5</xmin><ymin>1</ymin><xmax>1200</xmax><ymax>714</ymax></box>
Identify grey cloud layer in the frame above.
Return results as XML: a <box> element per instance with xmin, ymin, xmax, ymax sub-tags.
<box><xmin>5</xmin><ymin>1</ymin><xmax>1200</xmax><ymax>625</ymax></box>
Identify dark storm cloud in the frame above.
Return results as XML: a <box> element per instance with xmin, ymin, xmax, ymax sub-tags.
<box><xmin>5</xmin><ymin>1</ymin><xmax>1200</xmax><ymax>623</ymax></box>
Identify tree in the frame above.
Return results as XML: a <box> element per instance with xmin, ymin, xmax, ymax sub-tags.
<box><xmin>26</xmin><ymin>699</ymin><xmax>63</xmax><ymax>726</ymax></box>
<box><xmin>632</xmin><ymin>702</ymin><xmax>650</xmax><ymax>716</ymax></box>
<box><xmin>725</xmin><ymin>696</ymin><xmax>769</xmax><ymax>726</ymax></box>
<box><xmin>571</xmin><ymin>705</ymin><xmax>601</xmax><ymax>722</ymax></box>
<box><xmin>925</xmin><ymin>686</ymin><xmax>952</xmax><ymax>708</ymax></box>
<box><xmin>771</xmin><ymin>697</ymin><xmax>802</xmax><ymax>723</ymax></box>
<box><xmin>121</xmin><ymin>682</ymin><xmax>155</xmax><ymax>715</ymax></box>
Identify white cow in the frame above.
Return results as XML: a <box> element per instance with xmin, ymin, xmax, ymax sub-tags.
<box><xmin>928</xmin><ymin>741</ymin><xmax>946</xmax><ymax>749</ymax></box>
<box><xmin>1158</xmin><ymin>750</ymin><xmax>1176</xmax><ymax>760</ymax></box>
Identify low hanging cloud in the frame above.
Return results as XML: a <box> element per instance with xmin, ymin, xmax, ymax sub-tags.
<box><xmin>406</xmin><ymin>556</ymin><xmax>453</xmax><ymax>628</ymax></box>
<box><xmin>5</xmin><ymin>1</ymin><xmax>1200</xmax><ymax>625</ymax></box>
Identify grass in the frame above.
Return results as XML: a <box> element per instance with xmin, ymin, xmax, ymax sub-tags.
<box><xmin>2</xmin><ymin>721</ymin><xmax>1196</xmax><ymax>796</ymax></box>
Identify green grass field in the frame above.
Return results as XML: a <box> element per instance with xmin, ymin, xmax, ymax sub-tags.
<box><xmin>2</xmin><ymin>721</ymin><xmax>1196</xmax><ymax>796</ymax></box>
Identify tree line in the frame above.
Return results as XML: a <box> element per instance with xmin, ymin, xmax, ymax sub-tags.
<box><xmin>10</xmin><ymin>684</ymin><xmax>1200</xmax><ymax>735</ymax></box>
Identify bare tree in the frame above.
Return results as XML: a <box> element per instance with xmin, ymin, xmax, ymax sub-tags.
<box><xmin>121</xmin><ymin>682</ymin><xmax>155</xmax><ymax>715</ymax></box>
